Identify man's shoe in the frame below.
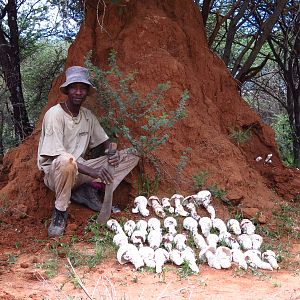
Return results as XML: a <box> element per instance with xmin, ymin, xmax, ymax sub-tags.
<box><xmin>71</xmin><ymin>183</ymin><xmax>104</xmax><ymax>211</ymax></box>
<box><xmin>48</xmin><ymin>208</ymin><xmax>68</xmax><ymax>237</ymax></box>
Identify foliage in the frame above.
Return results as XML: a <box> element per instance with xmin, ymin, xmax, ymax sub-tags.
<box><xmin>272</xmin><ymin>114</ymin><xmax>294</xmax><ymax>166</ymax></box>
<box><xmin>192</xmin><ymin>171</ymin><xmax>209</xmax><ymax>190</ymax></box>
<box><xmin>85</xmin><ymin>50</ymin><xmax>189</xmax><ymax>158</ymax></box>
<box><xmin>229</xmin><ymin>126</ymin><xmax>252</xmax><ymax>146</ymax></box>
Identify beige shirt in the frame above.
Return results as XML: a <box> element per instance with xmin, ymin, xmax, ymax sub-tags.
<box><xmin>38</xmin><ymin>103</ymin><xmax>109</xmax><ymax>172</ymax></box>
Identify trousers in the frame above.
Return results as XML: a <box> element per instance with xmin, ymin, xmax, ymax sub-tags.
<box><xmin>43</xmin><ymin>149</ymin><xmax>139</xmax><ymax>211</ymax></box>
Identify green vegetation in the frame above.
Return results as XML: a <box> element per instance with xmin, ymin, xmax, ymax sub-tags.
<box><xmin>229</xmin><ymin>127</ymin><xmax>252</xmax><ymax>146</ymax></box>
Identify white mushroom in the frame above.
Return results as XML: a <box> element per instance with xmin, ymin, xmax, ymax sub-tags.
<box><xmin>147</xmin><ymin>217</ymin><xmax>161</xmax><ymax>232</ymax></box>
<box><xmin>206</xmin><ymin>205</ymin><xmax>216</xmax><ymax>219</ymax></box>
<box><xmin>139</xmin><ymin>246</ymin><xmax>156</xmax><ymax>268</ymax></box>
<box><xmin>169</xmin><ymin>249</ymin><xmax>184</xmax><ymax>266</ymax></box>
<box><xmin>147</xmin><ymin>230</ymin><xmax>162</xmax><ymax>250</ymax></box>
<box><xmin>163</xmin><ymin>216</ymin><xmax>177</xmax><ymax>235</ymax></box>
<box><xmin>212</xmin><ymin>218</ymin><xmax>227</xmax><ymax>235</ymax></box>
<box><xmin>231</xmin><ymin>249</ymin><xmax>247</xmax><ymax>270</ymax></box>
<box><xmin>123</xmin><ymin>220</ymin><xmax>136</xmax><ymax>237</ymax></box>
<box><xmin>113</xmin><ymin>233</ymin><xmax>128</xmax><ymax>248</ymax></box>
<box><xmin>237</xmin><ymin>234</ymin><xmax>253</xmax><ymax>250</ymax></box>
<box><xmin>240</xmin><ymin>219</ymin><xmax>256</xmax><ymax>235</ymax></box>
<box><xmin>192</xmin><ymin>232</ymin><xmax>208</xmax><ymax>250</ymax></box>
<box><xmin>130</xmin><ymin>230</ymin><xmax>147</xmax><ymax>247</ymax></box>
<box><xmin>162</xmin><ymin>233</ymin><xmax>174</xmax><ymax>252</ymax></box>
<box><xmin>183</xmin><ymin>217</ymin><xmax>198</xmax><ymax>233</ymax></box>
<box><xmin>185</xmin><ymin>202</ymin><xmax>201</xmax><ymax>221</ymax></box>
<box><xmin>171</xmin><ymin>194</ymin><xmax>189</xmax><ymax>217</ymax></box>
<box><xmin>148</xmin><ymin>196</ymin><xmax>166</xmax><ymax>218</ymax></box>
<box><xmin>215</xmin><ymin>246</ymin><xmax>232</xmax><ymax>269</ymax></box>
<box><xmin>181</xmin><ymin>246</ymin><xmax>199</xmax><ymax>273</ymax></box>
<box><xmin>117</xmin><ymin>244</ymin><xmax>144</xmax><ymax>270</ymax></box>
<box><xmin>206</xmin><ymin>233</ymin><xmax>219</xmax><ymax>248</ymax></box>
<box><xmin>200</xmin><ymin>246</ymin><xmax>221</xmax><ymax>269</ymax></box>
<box><xmin>132</xmin><ymin>196</ymin><xmax>149</xmax><ymax>217</ymax></box>
<box><xmin>194</xmin><ymin>190</ymin><xmax>212</xmax><ymax>207</ymax></box>
<box><xmin>262</xmin><ymin>250</ymin><xmax>279</xmax><ymax>270</ymax></box>
<box><xmin>265</xmin><ymin>153</ymin><xmax>272</xmax><ymax>163</ymax></box>
<box><xmin>135</xmin><ymin>220</ymin><xmax>148</xmax><ymax>232</ymax></box>
<box><xmin>107</xmin><ymin>219</ymin><xmax>125</xmax><ymax>235</ymax></box>
<box><xmin>199</xmin><ymin>217</ymin><xmax>212</xmax><ymax>237</ymax></box>
<box><xmin>249</xmin><ymin>234</ymin><xmax>263</xmax><ymax>250</ymax></box>
<box><xmin>244</xmin><ymin>250</ymin><xmax>273</xmax><ymax>271</ymax></box>
<box><xmin>154</xmin><ymin>248</ymin><xmax>169</xmax><ymax>273</ymax></box>
<box><xmin>174</xmin><ymin>234</ymin><xmax>188</xmax><ymax>251</ymax></box>
<box><xmin>161</xmin><ymin>197</ymin><xmax>175</xmax><ymax>214</ymax></box>
<box><xmin>227</xmin><ymin>219</ymin><xmax>242</xmax><ymax>235</ymax></box>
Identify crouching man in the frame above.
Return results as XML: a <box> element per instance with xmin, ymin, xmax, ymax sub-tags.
<box><xmin>37</xmin><ymin>66</ymin><xmax>139</xmax><ymax>237</ymax></box>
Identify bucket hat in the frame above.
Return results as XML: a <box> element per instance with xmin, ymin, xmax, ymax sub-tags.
<box><xmin>60</xmin><ymin>66</ymin><xmax>96</xmax><ymax>96</ymax></box>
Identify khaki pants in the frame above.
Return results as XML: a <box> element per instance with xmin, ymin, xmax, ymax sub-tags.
<box><xmin>43</xmin><ymin>150</ymin><xmax>139</xmax><ymax>211</ymax></box>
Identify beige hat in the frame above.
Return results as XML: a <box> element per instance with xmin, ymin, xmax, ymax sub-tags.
<box><xmin>60</xmin><ymin>66</ymin><xmax>96</xmax><ymax>96</ymax></box>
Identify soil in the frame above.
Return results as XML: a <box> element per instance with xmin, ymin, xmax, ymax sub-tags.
<box><xmin>0</xmin><ymin>0</ymin><xmax>300</xmax><ymax>299</ymax></box>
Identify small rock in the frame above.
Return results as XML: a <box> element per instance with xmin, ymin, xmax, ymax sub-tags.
<box><xmin>31</xmin><ymin>257</ymin><xmax>39</xmax><ymax>264</ymax></box>
<box><xmin>20</xmin><ymin>262</ymin><xmax>29</xmax><ymax>268</ymax></box>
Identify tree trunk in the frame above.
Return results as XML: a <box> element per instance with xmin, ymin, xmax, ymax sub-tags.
<box><xmin>0</xmin><ymin>0</ymin><xmax>32</xmax><ymax>141</ymax></box>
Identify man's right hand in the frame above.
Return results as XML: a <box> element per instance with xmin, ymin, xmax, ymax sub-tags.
<box><xmin>77</xmin><ymin>163</ymin><xmax>113</xmax><ymax>184</ymax></box>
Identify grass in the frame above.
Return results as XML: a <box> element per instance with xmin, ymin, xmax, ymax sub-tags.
<box><xmin>229</xmin><ymin>126</ymin><xmax>252</xmax><ymax>146</ymax></box>
<box><xmin>176</xmin><ymin>260</ymin><xmax>196</xmax><ymax>279</ymax></box>
<box><xmin>35</xmin><ymin>257</ymin><xmax>59</xmax><ymax>278</ymax></box>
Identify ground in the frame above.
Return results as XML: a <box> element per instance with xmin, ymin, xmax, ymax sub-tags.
<box><xmin>0</xmin><ymin>203</ymin><xmax>299</xmax><ymax>300</ymax></box>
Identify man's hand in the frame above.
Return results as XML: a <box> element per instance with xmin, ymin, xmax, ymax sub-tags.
<box><xmin>108</xmin><ymin>150</ymin><xmax>120</xmax><ymax>166</ymax></box>
<box><xmin>77</xmin><ymin>163</ymin><xmax>113</xmax><ymax>184</ymax></box>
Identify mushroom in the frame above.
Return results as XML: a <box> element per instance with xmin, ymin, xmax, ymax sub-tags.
<box><xmin>147</xmin><ymin>217</ymin><xmax>161</xmax><ymax>232</ymax></box>
<box><xmin>161</xmin><ymin>197</ymin><xmax>175</xmax><ymax>214</ymax></box>
<box><xmin>199</xmin><ymin>246</ymin><xmax>221</xmax><ymax>270</ymax></box>
<box><xmin>107</xmin><ymin>219</ymin><xmax>125</xmax><ymax>235</ymax></box>
<box><xmin>219</xmin><ymin>232</ymin><xmax>240</xmax><ymax>250</ymax></box>
<box><xmin>174</xmin><ymin>234</ymin><xmax>188</xmax><ymax>251</ymax></box>
<box><xmin>240</xmin><ymin>219</ymin><xmax>256</xmax><ymax>235</ymax></box>
<box><xmin>249</xmin><ymin>234</ymin><xmax>263</xmax><ymax>250</ymax></box>
<box><xmin>163</xmin><ymin>216</ymin><xmax>178</xmax><ymax>236</ymax></box>
<box><xmin>117</xmin><ymin>244</ymin><xmax>144</xmax><ymax>270</ymax></box>
<box><xmin>231</xmin><ymin>249</ymin><xmax>247</xmax><ymax>270</ymax></box>
<box><xmin>185</xmin><ymin>202</ymin><xmax>201</xmax><ymax>221</ymax></box>
<box><xmin>162</xmin><ymin>233</ymin><xmax>174</xmax><ymax>252</ymax></box>
<box><xmin>215</xmin><ymin>246</ymin><xmax>232</xmax><ymax>269</ymax></box>
<box><xmin>199</xmin><ymin>217</ymin><xmax>212</xmax><ymax>237</ymax></box>
<box><xmin>237</xmin><ymin>234</ymin><xmax>253</xmax><ymax>250</ymax></box>
<box><xmin>183</xmin><ymin>217</ymin><xmax>198</xmax><ymax>233</ymax></box>
<box><xmin>192</xmin><ymin>232</ymin><xmax>208</xmax><ymax>250</ymax></box>
<box><xmin>194</xmin><ymin>190</ymin><xmax>212</xmax><ymax>207</ymax></box>
<box><xmin>132</xmin><ymin>196</ymin><xmax>150</xmax><ymax>217</ymax></box>
<box><xmin>113</xmin><ymin>233</ymin><xmax>128</xmax><ymax>248</ymax></box>
<box><xmin>148</xmin><ymin>196</ymin><xmax>166</xmax><ymax>218</ymax></box>
<box><xmin>170</xmin><ymin>194</ymin><xmax>189</xmax><ymax>217</ymax></box>
<box><xmin>227</xmin><ymin>219</ymin><xmax>242</xmax><ymax>235</ymax></box>
<box><xmin>169</xmin><ymin>249</ymin><xmax>184</xmax><ymax>266</ymax></box>
<box><xmin>262</xmin><ymin>250</ymin><xmax>279</xmax><ymax>270</ymax></box>
<box><xmin>136</xmin><ymin>220</ymin><xmax>148</xmax><ymax>232</ymax></box>
<box><xmin>139</xmin><ymin>246</ymin><xmax>156</xmax><ymax>268</ymax></box>
<box><xmin>154</xmin><ymin>248</ymin><xmax>169</xmax><ymax>273</ymax></box>
<box><xmin>244</xmin><ymin>250</ymin><xmax>273</xmax><ymax>271</ymax></box>
<box><xmin>206</xmin><ymin>233</ymin><xmax>219</xmax><ymax>248</ymax></box>
<box><xmin>206</xmin><ymin>205</ymin><xmax>216</xmax><ymax>219</ymax></box>
<box><xmin>130</xmin><ymin>230</ymin><xmax>147</xmax><ymax>247</ymax></box>
<box><xmin>181</xmin><ymin>246</ymin><xmax>199</xmax><ymax>273</ymax></box>
<box><xmin>212</xmin><ymin>218</ymin><xmax>227</xmax><ymax>235</ymax></box>
<box><xmin>147</xmin><ymin>230</ymin><xmax>162</xmax><ymax>250</ymax></box>
<box><xmin>123</xmin><ymin>220</ymin><xmax>136</xmax><ymax>237</ymax></box>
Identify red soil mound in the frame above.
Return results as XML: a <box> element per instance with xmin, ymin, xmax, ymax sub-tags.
<box><xmin>1</xmin><ymin>0</ymin><xmax>299</xmax><ymax>225</ymax></box>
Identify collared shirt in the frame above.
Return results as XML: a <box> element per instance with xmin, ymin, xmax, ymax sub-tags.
<box><xmin>37</xmin><ymin>103</ymin><xmax>108</xmax><ymax>172</ymax></box>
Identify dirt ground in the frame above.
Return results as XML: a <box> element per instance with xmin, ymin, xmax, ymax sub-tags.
<box><xmin>0</xmin><ymin>203</ymin><xmax>299</xmax><ymax>300</ymax></box>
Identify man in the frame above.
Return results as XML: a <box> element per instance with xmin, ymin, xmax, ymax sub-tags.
<box><xmin>38</xmin><ymin>66</ymin><xmax>139</xmax><ymax>237</ymax></box>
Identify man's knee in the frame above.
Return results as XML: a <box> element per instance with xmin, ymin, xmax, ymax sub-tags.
<box><xmin>53</xmin><ymin>152</ymin><xmax>78</xmax><ymax>175</ymax></box>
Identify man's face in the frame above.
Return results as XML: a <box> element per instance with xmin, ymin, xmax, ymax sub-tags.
<box><xmin>67</xmin><ymin>82</ymin><xmax>89</xmax><ymax>106</ymax></box>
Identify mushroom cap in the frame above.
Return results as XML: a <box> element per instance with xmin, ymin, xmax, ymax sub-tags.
<box><xmin>147</xmin><ymin>195</ymin><xmax>160</xmax><ymax>206</ymax></box>
<box><xmin>170</xmin><ymin>194</ymin><xmax>184</xmax><ymax>206</ymax></box>
<box><xmin>164</xmin><ymin>216</ymin><xmax>177</xmax><ymax>228</ymax></box>
<box><xmin>183</xmin><ymin>217</ymin><xmax>198</xmax><ymax>231</ymax></box>
<box><xmin>147</xmin><ymin>217</ymin><xmax>161</xmax><ymax>231</ymax></box>
<box><xmin>117</xmin><ymin>244</ymin><xmax>139</xmax><ymax>264</ymax></box>
<box><xmin>196</xmin><ymin>190</ymin><xmax>212</xmax><ymax>206</ymax></box>
<box><xmin>134</xmin><ymin>195</ymin><xmax>148</xmax><ymax>206</ymax></box>
<box><xmin>136</xmin><ymin>220</ymin><xmax>148</xmax><ymax>231</ymax></box>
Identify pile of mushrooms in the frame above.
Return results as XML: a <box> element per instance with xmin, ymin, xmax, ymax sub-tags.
<box><xmin>107</xmin><ymin>191</ymin><xmax>280</xmax><ymax>273</ymax></box>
